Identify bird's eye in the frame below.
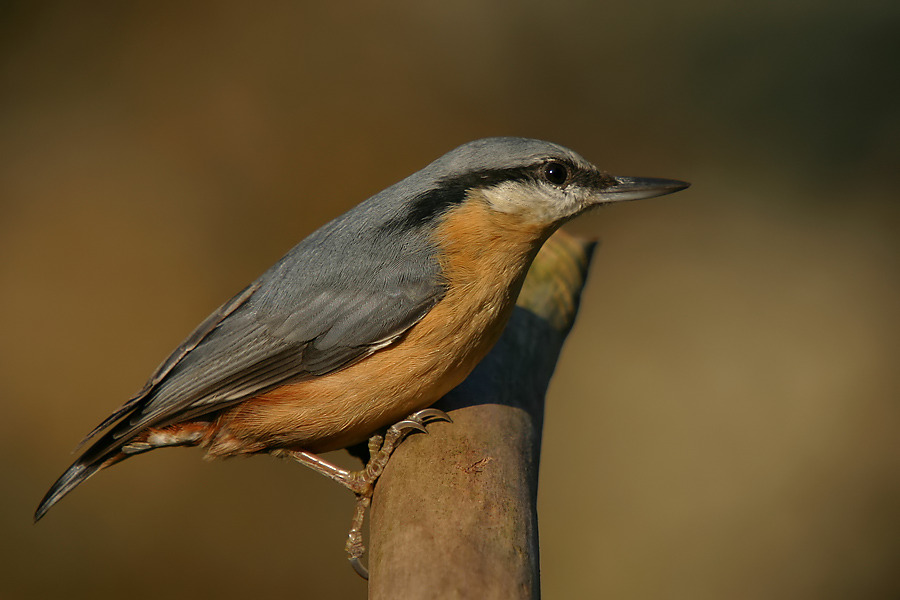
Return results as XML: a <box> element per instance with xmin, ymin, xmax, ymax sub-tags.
<box><xmin>543</xmin><ymin>161</ymin><xmax>569</xmax><ymax>186</ymax></box>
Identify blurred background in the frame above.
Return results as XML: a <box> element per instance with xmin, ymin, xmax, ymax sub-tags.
<box><xmin>3</xmin><ymin>1</ymin><xmax>899</xmax><ymax>598</ymax></box>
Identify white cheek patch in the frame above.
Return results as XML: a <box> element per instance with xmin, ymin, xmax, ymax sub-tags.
<box><xmin>479</xmin><ymin>181</ymin><xmax>583</xmax><ymax>224</ymax></box>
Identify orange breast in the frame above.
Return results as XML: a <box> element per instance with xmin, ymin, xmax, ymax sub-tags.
<box><xmin>207</xmin><ymin>194</ymin><xmax>548</xmax><ymax>456</ymax></box>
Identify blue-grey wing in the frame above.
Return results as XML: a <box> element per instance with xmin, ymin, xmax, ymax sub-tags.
<box><xmin>106</xmin><ymin>270</ymin><xmax>442</xmax><ymax>445</ymax></box>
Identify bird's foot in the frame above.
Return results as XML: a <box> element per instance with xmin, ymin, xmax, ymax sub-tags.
<box><xmin>345</xmin><ymin>408</ymin><xmax>452</xmax><ymax>495</ymax></box>
<box><xmin>285</xmin><ymin>408</ymin><xmax>451</xmax><ymax>580</ymax></box>
<box><xmin>344</xmin><ymin>408</ymin><xmax>451</xmax><ymax>579</ymax></box>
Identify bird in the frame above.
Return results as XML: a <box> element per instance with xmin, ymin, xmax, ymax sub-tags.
<box><xmin>35</xmin><ymin>137</ymin><xmax>689</xmax><ymax>577</ymax></box>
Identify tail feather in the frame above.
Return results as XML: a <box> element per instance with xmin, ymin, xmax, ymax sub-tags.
<box><xmin>35</xmin><ymin>411</ymin><xmax>145</xmax><ymax>523</ymax></box>
<box><xmin>34</xmin><ymin>455</ymin><xmax>119</xmax><ymax>522</ymax></box>
<box><xmin>35</xmin><ymin>420</ymin><xmax>216</xmax><ymax>522</ymax></box>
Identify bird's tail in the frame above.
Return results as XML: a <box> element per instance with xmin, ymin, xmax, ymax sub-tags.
<box><xmin>35</xmin><ymin>420</ymin><xmax>215</xmax><ymax>522</ymax></box>
<box><xmin>34</xmin><ymin>449</ymin><xmax>127</xmax><ymax>522</ymax></box>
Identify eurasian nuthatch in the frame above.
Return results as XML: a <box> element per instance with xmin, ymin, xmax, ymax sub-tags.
<box><xmin>35</xmin><ymin>137</ymin><xmax>689</xmax><ymax>577</ymax></box>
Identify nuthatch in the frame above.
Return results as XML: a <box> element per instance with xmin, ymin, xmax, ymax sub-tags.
<box><xmin>36</xmin><ymin>137</ymin><xmax>688</xmax><ymax>577</ymax></box>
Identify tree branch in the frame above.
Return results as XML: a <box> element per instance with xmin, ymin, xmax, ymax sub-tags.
<box><xmin>368</xmin><ymin>230</ymin><xmax>596</xmax><ymax>599</ymax></box>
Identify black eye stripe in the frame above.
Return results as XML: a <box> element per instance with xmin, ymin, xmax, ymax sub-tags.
<box><xmin>391</xmin><ymin>160</ymin><xmax>599</xmax><ymax>231</ymax></box>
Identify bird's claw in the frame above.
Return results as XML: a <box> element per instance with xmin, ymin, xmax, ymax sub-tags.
<box><xmin>393</xmin><ymin>419</ymin><xmax>427</xmax><ymax>434</ymax></box>
<box><xmin>391</xmin><ymin>408</ymin><xmax>452</xmax><ymax>436</ymax></box>
<box><xmin>414</xmin><ymin>407</ymin><xmax>454</xmax><ymax>423</ymax></box>
<box><xmin>349</xmin><ymin>556</ymin><xmax>369</xmax><ymax>580</ymax></box>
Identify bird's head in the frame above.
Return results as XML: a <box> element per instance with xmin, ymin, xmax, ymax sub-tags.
<box><xmin>419</xmin><ymin>137</ymin><xmax>689</xmax><ymax>230</ymax></box>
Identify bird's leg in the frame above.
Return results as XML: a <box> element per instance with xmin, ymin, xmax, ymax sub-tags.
<box><xmin>282</xmin><ymin>408</ymin><xmax>451</xmax><ymax>580</ymax></box>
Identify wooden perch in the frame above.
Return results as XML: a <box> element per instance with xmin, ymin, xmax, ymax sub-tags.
<box><xmin>368</xmin><ymin>230</ymin><xmax>596</xmax><ymax>599</ymax></box>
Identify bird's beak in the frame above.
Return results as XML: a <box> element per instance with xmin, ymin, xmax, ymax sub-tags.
<box><xmin>593</xmin><ymin>176</ymin><xmax>690</xmax><ymax>204</ymax></box>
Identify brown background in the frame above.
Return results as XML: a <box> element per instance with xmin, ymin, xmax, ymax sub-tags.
<box><xmin>3</xmin><ymin>2</ymin><xmax>899</xmax><ymax>598</ymax></box>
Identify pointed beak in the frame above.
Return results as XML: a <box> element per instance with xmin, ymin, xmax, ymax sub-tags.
<box><xmin>593</xmin><ymin>176</ymin><xmax>690</xmax><ymax>204</ymax></box>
